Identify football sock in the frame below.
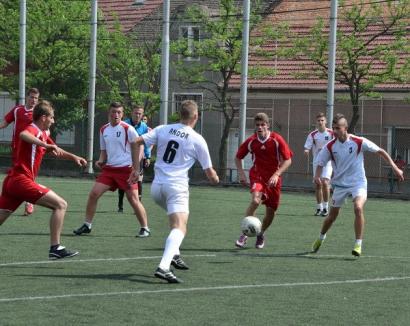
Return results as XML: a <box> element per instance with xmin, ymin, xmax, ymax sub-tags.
<box><xmin>84</xmin><ymin>221</ymin><xmax>92</xmax><ymax>229</ymax></box>
<box><xmin>319</xmin><ymin>233</ymin><xmax>326</xmax><ymax>240</ymax></box>
<box><xmin>355</xmin><ymin>239</ymin><xmax>362</xmax><ymax>246</ymax></box>
<box><xmin>317</xmin><ymin>203</ymin><xmax>323</xmax><ymax>210</ymax></box>
<box><xmin>159</xmin><ymin>228</ymin><xmax>185</xmax><ymax>270</ymax></box>
<box><xmin>323</xmin><ymin>202</ymin><xmax>329</xmax><ymax>210</ymax></box>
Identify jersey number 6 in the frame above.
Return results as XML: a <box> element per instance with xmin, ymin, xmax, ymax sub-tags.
<box><xmin>163</xmin><ymin>140</ymin><xmax>179</xmax><ymax>164</ymax></box>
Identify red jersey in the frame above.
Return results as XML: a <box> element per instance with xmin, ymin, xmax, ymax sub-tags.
<box><xmin>11</xmin><ymin>123</ymin><xmax>55</xmax><ymax>180</ymax></box>
<box><xmin>4</xmin><ymin>105</ymin><xmax>33</xmax><ymax>151</ymax></box>
<box><xmin>236</xmin><ymin>132</ymin><xmax>293</xmax><ymax>181</ymax></box>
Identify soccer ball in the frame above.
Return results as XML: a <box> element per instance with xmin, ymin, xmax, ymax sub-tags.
<box><xmin>240</xmin><ymin>216</ymin><xmax>262</xmax><ymax>237</ymax></box>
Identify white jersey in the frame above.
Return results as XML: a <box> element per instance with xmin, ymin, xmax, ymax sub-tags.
<box><xmin>142</xmin><ymin>123</ymin><xmax>213</xmax><ymax>186</ymax></box>
<box><xmin>304</xmin><ymin>128</ymin><xmax>334</xmax><ymax>164</ymax></box>
<box><xmin>100</xmin><ymin>121</ymin><xmax>138</xmax><ymax>167</ymax></box>
<box><xmin>316</xmin><ymin>135</ymin><xmax>380</xmax><ymax>188</ymax></box>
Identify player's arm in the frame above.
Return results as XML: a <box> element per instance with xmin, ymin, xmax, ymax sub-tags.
<box><xmin>204</xmin><ymin>168</ymin><xmax>219</xmax><ymax>185</ymax></box>
<box><xmin>95</xmin><ymin>150</ymin><xmax>107</xmax><ymax>169</ymax></box>
<box><xmin>377</xmin><ymin>149</ymin><xmax>404</xmax><ymax>181</ymax></box>
<box><xmin>52</xmin><ymin>148</ymin><xmax>87</xmax><ymax>167</ymax></box>
<box><xmin>303</xmin><ymin>148</ymin><xmax>310</xmax><ymax>157</ymax></box>
<box><xmin>235</xmin><ymin>157</ymin><xmax>248</xmax><ymax>186</ymax></box>
<box><xmin>0</xmin><ymin>120</ymin><xmax>9</xmax><ymax>129</ymax></box>
<box><xmin>20</xmin><ymin>130</ymin><xmax>58</xmax><ymax>151</ymax></box>
<box><xmin>268</xmin><ymin>158</ymin><xmax>292</xmax><ymax>187</ymax></box>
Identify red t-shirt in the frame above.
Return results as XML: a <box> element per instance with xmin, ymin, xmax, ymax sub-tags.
<box><xmin>11</xmin><ymin>123</ymin><xmax>55</xmax><ymax>180</ymax></box>
<box><xmin>4</xmin><ymin>105</ymin><xmax>33</xmax><ymax>151</ymax></box>
<box><xmin>236</xmin><ymin>132</ymin><xmax>293</xmax><ymax>181</ymax></box>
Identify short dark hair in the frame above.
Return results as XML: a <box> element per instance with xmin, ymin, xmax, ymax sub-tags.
<box><xmin>332</xmin><ymin>113</ymin><xmax>346</xmax><ymax>125</ymax></box>
<box><xmin>316</xmin><ymin>112</ymin><xmax>326</xmax><ymax>119</ymax></box>
<box><xmin>109</xmin><ymin>102</ymin><xmax>123</xmax><ymax>110</ymax></box>
<box><xmin>27</xmin><ymin>88</ymin><xmax>40</xmax><ymax>96</ymax></box>
<box><xmin>33</xmin><ymin>100</ymin><xmax>53</xmax><ymax>121</ymax></box>
<box><xmin>254</xmin><ymin>113</ymin><xmax>270</xmax><ymax>124</ymax></box>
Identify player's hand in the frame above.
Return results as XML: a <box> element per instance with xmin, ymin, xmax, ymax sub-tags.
<box><xmin>127</xmin><ymin>168</ymin><xmax>139</xmax><ymax>184</ymax></box>
<box><xmin>238</xmin><ymin>174</ymin><xmax>248</xmax><ymax>186</ymax></box>
<box><xmin>75</xmin><ymin>157</ymin><xmax>87</xmax><ymax>167</ymax></box>
<box><xmin>144</xmin><ymin>158</ymin><xmax>150</xmax><ymax>168</ymax></box>
<box><xmin>268</xmin><ymin>173</ymin><xmax>280</xmax><ymax>187</ymax></box>
<box><xmin>314</xmin><ymin>176</ymin><xmax>322</xmax><ymax>186</ymax></box>
<box><xmin>394</xmin><ymin>168</ymin><xmax>404</xmax><ymax>182</ymax></box>
<box><xmin>95</xmin><ymin>160</ymin><xmax>105</xmax><ymax>169</ymax></box>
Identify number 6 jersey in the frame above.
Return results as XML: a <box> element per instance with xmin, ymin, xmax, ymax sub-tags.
<box><xmin>142</xmin><ymin>123</ymin><xmax>213</xmax><ymax>185</ymax></box>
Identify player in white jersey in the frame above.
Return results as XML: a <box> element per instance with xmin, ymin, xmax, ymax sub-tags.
<box><xmin>304</xmin><ymin>112</ymin><xmax>333</xmax><ymax>216</ymax></box>
<box><xmin>311</xmin><ymin>114</ymin><xmax>404</xmax><ymax>257</ymax></box>
<box><xmin>73</xmin><ymin>102</ymin><xmax>149</xmax><ymax>237</ymax></box>
<box><xmin>130</xmin><ymin>100</ymin><xmax>219</xmax><ymax>283</ymax></box>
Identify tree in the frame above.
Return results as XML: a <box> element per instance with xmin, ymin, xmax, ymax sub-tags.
<box><xmin>0</xmin><ymin>0</ymin><xmax>97</xmax><ymax>135</ymax></box>
<box><xmin>97</xmin><ymin>23</ymin><xmax>161</xmax><ymax>114</ymax></box>
<box><xmin>284</xmin><ymin>0</ymin><xmax>410</xmax><ymax>132</ymax></box>
<box><xmin>171</xmin><ymin>0</ymin><xmax>275</xmax><ymax>178</ymax></box>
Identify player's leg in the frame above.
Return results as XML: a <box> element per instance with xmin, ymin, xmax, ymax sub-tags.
<box><xmin>315</xmin><ymin>183</ymin><xmax>323</xmax><ymax>215</ymax></box>
<box><xmin>351</xmin><ymin>189</ymin><xmax>367</xmax><ymax>256</ymax></box>
<box><xmin>320</xmin><ymin>164</ymin><xmax>332</xmax><ymax>216</ymax></box>
<box><xmin>125</xmin><ymin>187</ymin><xmax>150</xmax><ymax>237</ymax></box>
<box><xmin>35</xmin><ymin>190</ymin><xmax>79</xmax><ymax>259</ymax></box>
<box><xmin>73</xmin><ymin>182</ymin><xmax>110</xmax><ymax>235</ymax></box>
<box><xmin>117</xmin><ymin>189</ymin><xmax>125</xmax><ymax>213</ymax></box>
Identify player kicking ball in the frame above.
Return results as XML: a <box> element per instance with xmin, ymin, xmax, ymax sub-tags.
<box><xmin>0</xmin><ymin>100</ymin><xmax>87</xmax><ymax>259</ymax></box>
<box><xmin>311</xmin><ymin>114</ymin><xmax>404</xmax><ymax>257</ymax></box>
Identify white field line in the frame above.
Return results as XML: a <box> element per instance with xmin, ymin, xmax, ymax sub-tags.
<box><xmin>0</xmin><ymin>254</ymin><xmax>216</xmax><ymax>267</ymax></box>
<box><xmin>0</xmin><ymin>276</ymin><xmax>409</xmax><ymax>303</ymax></box>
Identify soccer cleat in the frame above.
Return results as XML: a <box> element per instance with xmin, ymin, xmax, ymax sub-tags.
<box><xmin>171</xmin><ymin>255</ymin><xmax>189</xmax><ymax>270</ymax></box>
<box><xmin>73</xmin><ymin>224</ymin><xmax>91</xmax><ymax>235</ymax></box>
<box><xmin>136</xmin><ymin>227</ymin><xmax>151</xmax><ymax>238</ymax></box>
<box><xmin>321</xmin><ymin>208</ymin><xmax>328</xmax><ymax>217</ymax></box>
<box><xmin>311</xmin><ymin>238</ymin><xmax>324</xmax><ymax>253</ymax></box>
<box><xmin>154</xmin><ymin>267</ymin><xmax>182</xmax><ymax>283</ymax></box>
<box><xmin>235</xmin><ymin>234</ymin><xmax>248</xmax><ymax>248</ymax></box>
<box><xmin>117</xmin><ymin>207</ymin><xmax>123</xmax><ymax>213</ymax></box>
<box><xmin>314</xmin><ymin>209</ymin><xmax>322</xmax><ymax>216</ymax></box>
<box><xmin>255</xmin><ymin>234</ymin><xmax>265</xmax><ymax>249</ymax></box>
<box><xmin>352</xmin><ymin>243</ymin><xmax>362</xmax><ymax>257</ymax></box>
<box><xmin>23</xmin><ymin>202</ymin><xmax>34</xmax><ymax>216</ymax></box>
<box><xmin>49</xmin><ymin>246</ymin><xmax>79</xmax><ymax>260</ymax></box>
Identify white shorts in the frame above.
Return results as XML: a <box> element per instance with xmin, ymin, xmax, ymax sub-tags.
<box><xmin>151</xmin><ymin>182</ymin><xmax>189</xmax><ymax>215</ymax></box>
<box><xmin>331</xmin><ymin>184</ymin><xmax>367</xmax><ymax>207</ymax></box>
<box><xmin>313</xmin><ymin>161</ymin><xmax>332</xmax><ymax>180</ymax></box>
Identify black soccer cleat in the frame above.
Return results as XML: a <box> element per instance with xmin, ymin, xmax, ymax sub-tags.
<box><xmin>321</xmin><ymin>208</ymin><xmax>328</xmax><ymax>217</ymax></box>
<box><xmin>171</xmin><ymin>255</ymin><xmax>189</xmax><ymax>270</ymax></box>
<box><xmin>154</xmin><ymin>267</ymin><xmax>183</xmax><ymax>283</ymax></box>
<box><xmin>73</xmin><ymin>224</ymin><xmax>91</xmax><ymax>235</ymax></box>
<box><xmin>49</xmin><ymin>246</ymin><xmax>79</xmax><ymax>260</ymax></box>
<box><xmin>314</xmin><ymin>209</ymin><xmax>322</xmax><ymax>216</ymax></box>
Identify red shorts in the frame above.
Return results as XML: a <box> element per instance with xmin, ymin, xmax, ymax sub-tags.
<box><xmin>0</xmin><ymin>174</ymin><xmax>50</xmax><ymax>212</ymax></box>
<box><xmin>96</xmin><ymin>166</ymin><xmax>138</xmax><ymax>192</ymax></box>
<box><xmin>250</xmin><ymin>177</ymin><xmax>282</xmax><ymax>210</ymax></box>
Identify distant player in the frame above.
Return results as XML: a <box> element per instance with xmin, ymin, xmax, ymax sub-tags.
<box><xmin>73</xmin><ymin>102</ymin><xmax>149</xmax><ymax>237</ymax></box>
<box><xmin>130</xmin><ymin>100</ymin><xmax>219</xmax><ymax>283</ymax></box>
<box><xmin>235</xmin><ymin>113</ymin><xmax>292</xmax><ymax>249</ymax></box>
<box><xmin>117</xmin><ymin>105</ymin><xmax>151</xmax><ymax>213</ymax></box>
<box><xmin>0</xmin><ymin>100</ymin><xmax>87</xmax><ymax>259</ymax></box>
<box><xmin>0</xmin><ymin>88</ymin><xmax>40</xmax><ymax>216</ymax></box>
<box><xmin>311</xmin><ymin>114</ymin><xmax>404</xmax><ymax>257</ymax></box>
<box><xmin>304</xmin><ymin>112</ymin><xmax>334</xmax><ymax>216</ymax></box>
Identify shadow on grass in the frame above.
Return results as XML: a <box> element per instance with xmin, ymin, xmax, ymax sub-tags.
<box><xmin>233</xmin><ymin>251</ymin><xmax>358</xmax><ymax>261</ymax></box>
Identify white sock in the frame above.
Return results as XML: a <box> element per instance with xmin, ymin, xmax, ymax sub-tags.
<box><xmin>355</xmin><ymin>239</ymin><xmax>362</xmax><ymax>246</ymax></box>
<box><xmin>159</xmin><ymin>228</ymin><xmax>185</xmax><ymax>270</ymax></box>
<box><xmin>319</xmin><ymin>233</ymin><xmax>326</xmax><ymax>240</ymax></box>
<box><xmin>323</xmin><ymin>202</ymin><xmax>329</xmax><ymax>210</ymax></box>
<box><xmin>84</xmin><ymin>221</ymin><xmax>92</xmax><ymax>228</ymax></box>
<box><xmin>317</xmin><ymin>203</ymin><xmax>323</xmax><ymax>210</ymax></box>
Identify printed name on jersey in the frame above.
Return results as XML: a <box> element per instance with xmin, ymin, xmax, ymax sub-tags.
<box><xmin>169</xmin><ymin>128</ymin><xmax>189</xmax><ymax>140</ymax></box>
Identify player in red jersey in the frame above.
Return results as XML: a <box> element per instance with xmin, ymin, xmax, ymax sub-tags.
<box><xmin>235</xmin><ymin>113</ymin><xmax>293</xmax><ymax>249</ymax></box>
<box><xmin>0</xmin><ymin>88</ymin><xmax>40</xmax><ymax>215</ymax></box>
<box><xmin>0</xmin><ymin>100</ymin><xmax>87</xmax><ymax>259</ymax></box>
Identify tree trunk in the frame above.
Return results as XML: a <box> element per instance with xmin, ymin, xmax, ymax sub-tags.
<box><xmin>348</xmin><ymin>85</ymin><xmax>360</xmax><ymax>133</ymax></box>
<box><xmin>218</xmin><ymin>114</ymin><xmax>234</xmax><ymax>182</ymax></box>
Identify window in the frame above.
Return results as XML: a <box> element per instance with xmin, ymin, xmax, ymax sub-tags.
<box><xmin>179</xmin><ymin>26</ymin><xmax>200</xmax><ymax>61</ymax></box>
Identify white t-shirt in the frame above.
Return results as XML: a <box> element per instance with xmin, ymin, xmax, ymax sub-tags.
<box><xmin>142</xmin><ymin>123</ymin><xmax>213</xmax><ymax>185</ymax></box>
<box><xmin>316</xmin><ymin>135</ymin><xmax>380</xmax><ymax>188</ymax></box>
<box><xmin>100</xmin><ymin>121</ymin><xmax>139</xmax><ymax>167</ymax></box>
<box><xmin>304</xmin><ymin>128</ymin><xmax>334</xmax><ymax>164</ymax></box>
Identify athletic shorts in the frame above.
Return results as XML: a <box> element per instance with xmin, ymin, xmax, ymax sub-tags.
<box><xmin>331</xmin><ymin>184</ymin><xmax>367</xmax><ymax>207</ymax></box>
<box><xmin>151</xmin><ymin>182</ymin><xmax>189</xmax><ymax>215</ymax></box>
<box><xmin>250</xmin><ymin>177</ymin><xmax>281</xmax><ymax>210</ymax></box>
<box><xmin>313</xmin><ymin>161</ymin><xmax>332</xmax><ymax>180</ymax></box>
<box><xmin>96</xmin><ymin>166</ymin><xmax>138</xmax><ymax>192</ymax></box>
<box><xmin>0</xmin><ymin>174</ymin><xmax>50</xmax><ymax>212</ymax></box>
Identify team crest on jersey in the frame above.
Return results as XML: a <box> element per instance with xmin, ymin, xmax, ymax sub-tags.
<box><xmin>261</xmin><ymin>145</ymin><xmax>266</xmax><ymax>150</ymax></box>
<box><xmin>325</xmin><ymin>136</ymin><xmax>329</xmax><ymax>140</ymax></box>
<box><xmin>116</xmin><ymin>131</ymin><xmax>121</xmax><ymax>137</ymax></box>
<box><xmin>349</xmin><ymin>147</ymin><xmax>353</xmax><ymax>153</ymax></box>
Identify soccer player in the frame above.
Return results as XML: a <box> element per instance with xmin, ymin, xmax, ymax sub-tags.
<box><xmin>73</xmin><ymin>102</ymin><xmax>150</xmax><ymax>237</ymax></box>
<box><xmin>0</xmin><ymin>100</ymin><xmax>87</xmax><ymax>259</ymax></box>
<box><xmin>129</xmin><ymin>100</ymin><xmax>219</xmax><ymax>283</ymax></box>
<box><xmin>235</xmin><ymin>113</ymin><xmax>293</xmax><ymax>249</ymax></box>
<box><xmin>311</xmin><ymin>114</ymin><xmax>404</xmax><ymax>257</ymax></box>
<box><xmin>0</xmin><ymin>88</ymin><xmax>40</xmax><ymax>215</ymax></box>
<box><xmin>304</xmin><ymin>112</ymin><xmax>334</xmax><ymax>216</ymax></box>
<box><xmin>117</xmin><ymin>105</ymin><xmax>151</xmax><ymax>213</ymax></box>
